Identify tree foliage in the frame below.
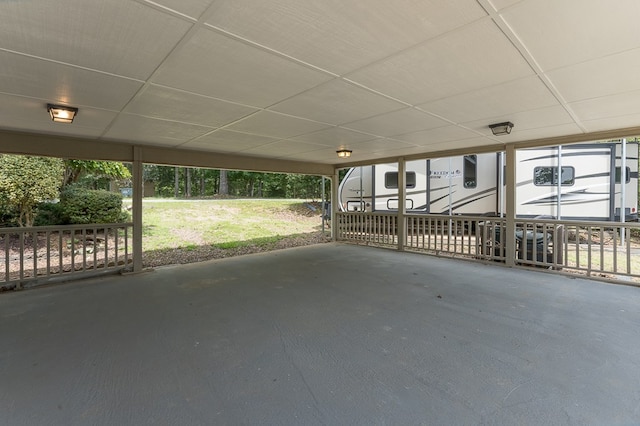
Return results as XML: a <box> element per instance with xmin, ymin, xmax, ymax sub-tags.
<box><xmin>0</xmin><ymin>155</ymin><xmax>64</xmax><ymax>226</ymax></box>
<box><xmin>144</xmin><ymin>165</ymin><xmax>327</xmax><ymax>200</ymax></box>
<box><xmin>63</xmin><ymin>159</ymin><xmax>131</xmax><ymax>188</ymax></box>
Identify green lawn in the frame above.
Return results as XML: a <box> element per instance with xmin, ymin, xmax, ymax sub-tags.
<box><xmin>140</xmin><ymin>198</ymin><xmax>324</xmax><ymax>251</ymax></box>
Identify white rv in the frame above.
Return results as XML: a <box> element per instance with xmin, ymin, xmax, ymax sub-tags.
<box><xmin>338</xmin><ymin>142</ymin><xmax>638</xmax><ymax>221</ymax></box>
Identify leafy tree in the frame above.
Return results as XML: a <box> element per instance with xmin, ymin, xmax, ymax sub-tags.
<box><xmin>0</xmin><ymin>155</ymin><xmax>64</xmax><ymax>226</ymax></box>
<box><xmin>63</xmin><ymin>160</ymin><xmax>131</xmax><ymax>188</ymax></box>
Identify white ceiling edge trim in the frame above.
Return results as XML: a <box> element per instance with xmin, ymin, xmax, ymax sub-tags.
<box><xmin>0</xmin><ymin>130</ymin><xmax>334</xmax><ymax>176</ymax></box>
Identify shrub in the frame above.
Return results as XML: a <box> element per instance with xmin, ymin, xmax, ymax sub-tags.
<box><xmin>0</xmin><ymin>198</ymin><xmax>19</xmax><ymax>227</ymax></box>
<box><xmin>59</xmin><ymin>186</ymin><xmax>126</xmax><ymax>224</ymax></box>
<box><xmin>33</xmin><ymin>202</ymin><xmax>65</xmax><ymax>226</ymax></box>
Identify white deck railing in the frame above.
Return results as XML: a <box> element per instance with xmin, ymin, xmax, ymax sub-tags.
<box><xmin>1</xmin><ymin>223</ymin><xmax>133</xmax><ymax>290</ymax></box>
<box><xmin>336</xmin><ymin>212</ymin><xmax>640</xmax><ymax>284</ymax></box>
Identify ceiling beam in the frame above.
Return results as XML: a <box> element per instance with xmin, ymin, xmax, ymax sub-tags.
<box><xmin>0</xmin><ymin>130</ymin><xmax>334</xmax><ymax>176</ymax></box>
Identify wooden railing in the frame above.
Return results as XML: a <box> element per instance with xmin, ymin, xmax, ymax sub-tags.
<box><xmin>336</xmin><ymin>212</ymin><xmax>640</xmax><ymax>284</ymax></box>
<box><xmin>1</xmin><ymin>223</ymin><xmax>133</xmax><ymax>290</ymax></box>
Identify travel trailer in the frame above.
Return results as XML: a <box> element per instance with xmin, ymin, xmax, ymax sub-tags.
<box><xmin>338</xmin><ymin>142</ymin><xmax>638</xmax><ymax>221</ymax></box>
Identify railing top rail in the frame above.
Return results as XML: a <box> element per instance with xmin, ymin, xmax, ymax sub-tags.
<box><xmin>0</xmin><ymin>222</ymin><xmax>134</xmax><ymax>233</ymax></box>
<box><xmin>338</xmin><ymin>211</ymin><xmax>640</xmax><ymax>229</ymax></box>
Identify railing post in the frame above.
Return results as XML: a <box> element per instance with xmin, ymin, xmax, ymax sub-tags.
<box><xmin>397</xmin><ymin>158</ymin><xmax>406</xmax><ymax>251</ymax></box>
<box><xmin>505</xmin><ymin>144</ymin><xmax>517</xmax><ymax>266</ymax></box>
<box><xmin>331</xmin><ymin>169</ymin><xmax>339</xmax><ymax>241</ymax></box>
<box><xmin>132</xmin><ymin>146</ymin><xmax>143</xmax><ymax>272</ymax></box>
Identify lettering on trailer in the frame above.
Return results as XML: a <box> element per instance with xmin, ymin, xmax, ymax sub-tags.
<box><xmin>430</xmin><ymin>169</ymin><xmax>461</xmax><ymax>179</ymax></box>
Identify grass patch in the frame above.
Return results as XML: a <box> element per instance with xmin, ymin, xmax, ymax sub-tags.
<box><xmin>141</xmin><ymin>199</ymin><xmax>323</xmax><ymax>252</ymax></box>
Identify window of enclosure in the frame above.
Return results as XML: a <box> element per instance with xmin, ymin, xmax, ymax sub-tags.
<box><xmin>533</xmin><ymin>166</ymin><xmax>575</xmax><ymax>186</ymax></box>
<box><xmin>463</xmin><ymin>155</ymin><xmax>477</xmax><ymax>188</ymax></box>
<box><xmin>385</xmin><ymin>171</ymin><xmax>416</xmax><ymax>189</ymax></box>
<box><xmin>615</xmin><ymin>166</ymin><xmax>631</xmax><ymax>184</ymax></box>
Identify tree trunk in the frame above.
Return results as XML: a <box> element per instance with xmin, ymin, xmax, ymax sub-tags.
<box><xmin>174</xmin><ymin>167</ymin><xmax>179</xmax><ymax>198</ymax></box>
<box><xmin>185</xmin><ymin>168</ymin><xmax>191</xmax><ymax>198</ymax></box>
<box><xmin>219</xmin><ymin>170</ymin><xmax>228</xmax><ymax>195</ymax></box>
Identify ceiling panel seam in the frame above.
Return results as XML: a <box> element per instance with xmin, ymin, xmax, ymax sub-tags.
<box><xmin>477</xmin><ymin>0</ymin><xmax>588</xmax><ymax>133</ymax></box>
<box><xmin>98</xmin><ymin>2</ymin><xmax>222</xmax><ymax>140</ymax></box>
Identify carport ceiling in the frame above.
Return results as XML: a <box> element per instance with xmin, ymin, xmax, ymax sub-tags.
<box><xmin>2</xmin><ymin>0</ymin><xmax>640</xmax><ymax>170</ymax></box>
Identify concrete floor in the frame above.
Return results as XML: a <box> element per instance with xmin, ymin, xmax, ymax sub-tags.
<box><xmin>2</xmin><ymin>243</ymin><xmax>640</xmax><ymax>425</ymax></box>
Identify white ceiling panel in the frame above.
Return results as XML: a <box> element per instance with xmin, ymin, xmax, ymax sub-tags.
<box><xmin>0</xmin><ymin>0</ymin><xmax>192</xmax><ymax>80</ymax></box>
<box><xmin>0</xmin><ymin>51</ymin><xmax>144</xmax><ymax>111</ymax></box>
<box><xmin>347</xmin><ymin>19</ymin><xmax>535</xmax><ymax>105</ymax></box>
<box><xmin>546</xmin><ymin>48</ymin><xmax>640</xmax><ymax>103</ymax></box>
<box><xmin>496</xmin><ymin>123</ymin><xmax>584</xmax><ymax>143</ymax></box>
<box><xmin>124</xmin><ymin>85</ymin><xmax>258</xmax><ymax>127</ymax></box>
<box><xmin>146</xmin><ymin>0</ymin><xmax>212</xmax><ymax>20</ymax></box>
<box><xmin>271</xmin><ymin>80</ymin><xmax>404</xmax><ymax>125</ymax></box>
<box><xmin>502</xmin><ymin>0</ymin><xmax>640</xmax><ymax>71</ymax></box>
<box><xmin>104</xmin><ymin>114</ymin><xmax>214</xmax><ymax>146</ymax></box>
<box><xmin>569</xmin><ymin>90</ymin><xmax>640</xmax><ymax>122</ymax></box>
<box><xmin>343</xmin><ymin>108</ymin><xmax>449</xmax><ymax>137</ymax></box>
<box><xmin>184</xmin><ymin>130</ymin><xmax>279</xmax><ymax>152</ymax></box>
<box><xmin>420</xmin><ymin>137</ymin><xmax>500</xmax><ymax>154</ymax></box>
<box><xmin>204</xmin><ymin>0</ymin><xmax>487</xmax><ymax>75</ymax></box>
<box><xmin>225</xmin><ymin>111</ymin><xmax>331</xmax><ymax>139</ymax></box>
<box><xmin>582</xmin><ymin>115</ymin><xmax>640</xmax><ymax>134</ymax></box>
<box><xmin>0</xmin><ymin>93</ymin><xmax>117</xmax><ymax>138</ymax></box>
<box><xmin>489</xmin><ymin>0</ymin><xmax>524</xmax><ymax>10</ymax></box>
<box><xmin>152</xmin><ymin>27</ymin><xmax>333</xmax><ymax>108</ymax></box>
<box><xmin>394</xmin><ymin>125</ymin><xmax>481</xmax><ymax>146</ymax></box>
<box><xmin>419</xmin><ymin>76</ymin><xmax>559</xmax><ymax>124</ymax></box>
<box><xmin>242</xmin><ymin>139</ymin><xmax>327</xmax><ymax>157</ymax></box>
<box><xmin>1</xmin><ymin>1</ymin><xmax>640</xmax><ymax>170</ymax></box>
<box><xmin>290</xmin><ymin>127</ymin><xmax>377</xmax><ymax>147</ymax></box>
<box><xmin>349</xmin><ymin>138</ymin><xmax>418</xmax><ymax>152</ymax></box>
<box><xmin>462</xmin><ymin>105</ymin><xmax>574</xmax><ymax>136</ymax></box>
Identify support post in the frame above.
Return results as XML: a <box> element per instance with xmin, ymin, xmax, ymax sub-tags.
<box><xmin>132</xmin><ymin>146</ymin><xmax>143</xmax><ymax>272</ymax></box>
<box><xmin>505</xmin><ymin>144</ymin><xmax>517</xmax><ymax>266</ymax></box>
<box><xmin>331</xmin><ymin>169</ymin><xmax>339</xmax><ymax>241</ymax></box>
<box><xmin>397</xmin><ymin>158</ymin><xmax>406</xmax><ymax>251</ymax></box>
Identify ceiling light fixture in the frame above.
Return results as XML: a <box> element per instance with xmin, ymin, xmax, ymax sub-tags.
<box><xmin>336</xmin><ymin>149</ymin><xmax>352</xmax><ymax>158</ymax></box>
<box><xmin>47</xmin><ymin>104</ymin><xmax>78</xmax><ymax>124</ymax></box>
<box><xmin>489</xmin><ymin>121</ymin><xmax>513</xmax><ymax>136</ymax></box>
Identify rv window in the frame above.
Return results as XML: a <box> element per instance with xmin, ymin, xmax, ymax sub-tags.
<box><xmin>615</xmin><ymin>167</ymin><xmax>631</xmax><ymax>184</ymax></box>
<box><xmin>463</xmin><ymin>155</ymin><xmax>477</xmax><ymax>188</ymax></box>
<box><xmin>385</xmin><ymin>172</ymin><xmax>416</xmax><ymax>189</ymax></box>
<box><xmin>533</xmin><ymin>166</ymin><xmax>575</xmax><ymax>186</ymax></box>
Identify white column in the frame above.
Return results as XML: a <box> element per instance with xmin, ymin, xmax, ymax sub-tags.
<box><xmin>621</xmin><ymin>138</ymin><xmax>627</xmax><ymax>246</ymax></box>
<box><xmin>132</xmin><ymin>146</ymin><xmax>143</xmax><ymax>272</ymax></box>
<box><xmin>331</xmin><ymin>169</ymin><xmax>339</xmax><ymax>241</ymax></box>
<box><xmin>505</xmin><ymin>144</ymin><xmax>517</xmax><ymax>267</ymax></box>
<box><xmin>397</xmin><ymin>158</ymin><xmax>406</xmax><ymax>251</ymax></box>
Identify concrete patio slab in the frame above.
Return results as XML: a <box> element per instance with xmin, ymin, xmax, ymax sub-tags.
<box><xmin>2</xmin><ymin>243</ymin><xmax>640</xmax><ymax>425</ymax></box>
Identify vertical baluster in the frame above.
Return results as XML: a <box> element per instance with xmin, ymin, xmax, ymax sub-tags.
<box><xmin>19</xmin><ymin>230</ymin><xmax>24</xmax><ymax>283</ymax></box>
<box><xmin>46</xmin><ymin>230</ymin><xmax>51</xmax><ymax>278</ymax></box>
<box><xmin>612</xmin><ymin>227</ymin><xmax>618</xmax><ymax>274</ymax></box>
<box><xmin>32</xmin><ymin>230</ymin><xmax>37</xmax><ymax>280</ymax></box>
<box><xmin>115</xmin><ymin>226</ymin><xmax>120</xmax><ymax>266</ymax></box>
<box><xmin>3</xmin><ymin>232</ymin><xmax>9</xmax><ymax>283</ymax></box>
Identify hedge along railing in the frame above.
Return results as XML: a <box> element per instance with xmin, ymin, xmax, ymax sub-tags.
<box><xmin>336</xmin><ymin>212</ymin><xmax>640</xmax><ymax>285</ymax></box>
<box><xmin>0</xmin><ymin>223</ymin><xmax>133</xmax><ymax>291</ymax></box>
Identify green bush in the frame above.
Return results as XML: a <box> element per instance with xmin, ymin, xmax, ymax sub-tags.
<box><xmin>33</xmin><ymin>202</ymin><xmax>65</xmax><ymax>226</ymax></box>
<box><xmin>0</xmin><ymin>198</ymin><xmax>19</xmax><ymax>227</ymax></box>
<box><xmin>59</xmin><ymin>186</ymin><xmax>126</xmax><ymax>224</ymax></box>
